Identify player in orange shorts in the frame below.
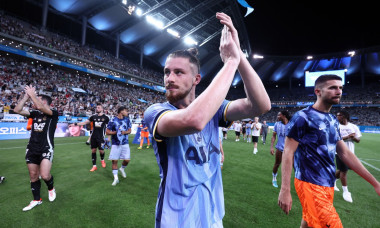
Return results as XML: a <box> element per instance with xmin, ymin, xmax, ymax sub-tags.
<box><xmin>278</xmin><ymin>75</ymin><xmax>380</xmax><ymax>228</ymax></box>
<box><xmin>138</xmin><ymin>113</ymin><xmax>150</xmax><ymax>149</ymax></box>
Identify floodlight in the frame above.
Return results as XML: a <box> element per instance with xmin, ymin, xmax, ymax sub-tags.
<box><xmin>184</xmin><ymin>37</ymin><xmax>197</xmax><ymax>45</ymax></box>
<box><xmin>136</xmin><ymin>8</ymin><xmax>143</xmax><ymax>16</ymax></box>
<box><xmin>167</xmin><ymin>28</ymin><xmax>180</xmax><ymax>38</ymax></box>
<box><xmin>146</xmin><ymin>15</ymin><xmax>164</xmax><ymax>29</ymax></box>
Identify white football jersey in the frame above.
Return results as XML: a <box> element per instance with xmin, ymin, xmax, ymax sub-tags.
<box><xmin>339</xmin><ymin>122</ymin><xmax>361</xmax><ymax>153</ymax></box>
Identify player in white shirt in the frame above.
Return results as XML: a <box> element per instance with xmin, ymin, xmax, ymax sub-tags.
<box><xmin>335</xmin><ymin>110</ymin><xmax>361</xmax><ymax>203</ymax></box>
<box><xmin>251</xmin><ymin>117</ymin><xmax>262</xmax><ymax>154</ymax></box>
<box><xmin>233</xmin><ymin>121</ymin><xmax>242</xmax><ymax>141</ymax></box>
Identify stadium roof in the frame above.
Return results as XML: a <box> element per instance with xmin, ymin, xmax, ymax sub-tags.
<box><xmin>2</xmin><ymin>0</ymin><xmax>380</xmax><ymax>87</ymax></box>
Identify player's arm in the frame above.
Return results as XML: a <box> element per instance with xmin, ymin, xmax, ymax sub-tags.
<box><xmin>71</xmin><ymin>119</ymin><xmax>91</xmax><ymax>127</ymax></box>
<box><xmin>336</xmin><ymin>140</ymin><xmax>380</xmax><ymax>195</ymax></box>
<box><xmin>278</xmin><ymin>137</ymin><xmax>299</xmax><ymax>214</ymax></box>
<box><xmin>123</xmin><ymin>128</ymin><xmax>132</xmax><ymax>135</ymax></box>
<box><xmin>156</xmin><ymin>25</ymin><xmax>240</xmax><ymax>137</ymax></box>
<box><xmin>217</xmin><ymin>13</ymin><xmax>271</xmax><ymax>120</ymax></box>
<box><xmin>220</xmin><ymin>139</ymin><xmax>225</xmax><ymax>163</ymax></box>
<box><xmin>106</xmin><ymin>128</ymin><xmax>116</xmax><ymax>135</ymax></box>
<box><xmin>352</xmin><ymin>125</ymin><xmax>361</xmax><ymax>143</ymax></box>
<box><xmin>270</xmin><ymin>131</ymin><xmax>277</xmax><ymax>155</ymax></box>
<box><xmin>13</xmin><ymin>92</ymin><xmax>30</xmax><ymax>117</ymax></box>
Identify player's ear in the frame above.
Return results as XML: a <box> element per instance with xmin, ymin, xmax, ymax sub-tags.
<box><xmin>314</xmin><ymin>87</ymin><xmax>321</xmax><ymax>96</ymax></box>
<box><xmin>194</xmin><ymin>74</ymin><xmax>201</xmax><ymax>85</ymax></box>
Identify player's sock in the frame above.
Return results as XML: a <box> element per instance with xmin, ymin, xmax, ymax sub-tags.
<box><xmin>31</xmin><ymin>180</ymin><xmax>41</xmax><ymax>201</ymax></box>
<box><xmin>140</xmin><ymin>139</ymin><xmax>144</xmax><ymax>148</ymax></box>
<box><xmin>92</xmin><ymin>153</ymin><xmax>97</xmax><ymax>166</ymax></box>
<box><xmin>342</xmin><ymin>186</ymin><xmax>349</xmax><ymax>192</ymax></box>
<box><xmin>112</xmin><ymin>169</ymin><xmax>118</xmax><ymax>179</ymax></box>
<box><xmin>272</xmin><ymin>172</ymin><xmax>277</xmax><ymax>181</ymax></box>
<box><xmin>44</xmin><ymin>175</ymin><xmax>54</xmax><ymax>191</ymax></box>
<box><xmin>100</xmin><ymin>153</ymin><xmax>105</xmax><ymax>161</ymax></box>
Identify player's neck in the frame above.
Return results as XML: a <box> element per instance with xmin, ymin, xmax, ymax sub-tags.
<box><xmin>117</xmin><ymin>114</ymin><xmax>123</xmax><ymax>119</ymax></box>
<box><xmin>171</xmin><ymin>96</ymin><xmax>194</xmax><ymax>109</ymax></box>
<box><xmin>97</xmin><ymin>112</ymin><xmax>104</xmax><ymax>116</ymax></box>
<box><xmin>312</xmin><ymin>100</ymin><xmax>332</xmax><ymax>113</ymax></box>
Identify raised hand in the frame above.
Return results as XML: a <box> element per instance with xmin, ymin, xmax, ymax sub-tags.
<box><xmin>216</xmin><ymin>12</ymin><xmax>241</xmax><ymax>52</ymax></box>
<box><xmin>24</xmin><ymin>85</ymin><xmax>37</xmax><ymax>98</ymax></box>
<box><xmin>219</xmin><ymin>25</ymin><xmax>240</xmax><ymax>64</ymax></box>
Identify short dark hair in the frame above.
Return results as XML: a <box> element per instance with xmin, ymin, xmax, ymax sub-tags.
<box><xmin>40</xmin><ymin>95</ymin><xmax>52</xmax><ymax>105</ymax></box>
<box><xmin>337</xmin><ymin>110</ymin><xmax>350</xmax><ymax>121</ymax></box>
<box><xmin>280</xmin><ymin>110</ymin><xmax>291</xmax><ymax>121</ymax></box>
<box><xmin>315</xmin><ymin>74</ymin><xmax>342</xmax><ymax>89</ymax></box>
<box><xmin>117</xmin><ymin>106</ymin><xmax>127</xmax><ymax>114</ymax></box>
<box><xmin>167</xmin><ymin>48</ymin><xmax>200</xmax><ymax>74</ymax></box>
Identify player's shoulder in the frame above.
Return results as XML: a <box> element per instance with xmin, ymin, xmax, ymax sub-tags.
<box><xmin>145</xmin><ymin>102</ymin><xmax>174</xmax><ymax>117</ymax></box>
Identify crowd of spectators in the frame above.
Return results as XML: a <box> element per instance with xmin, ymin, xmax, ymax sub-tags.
<box><xmin>0</xmin><ymin>12</ymin><xmax>164</xmax><ymax>85</ymax></box>
<box><xmin>0</xmin><ymin>55</ymin><xmax>166</xmax><ymax>122</ymax></box>
<box><xmin>1</xmin><ymin>12</ymin><xmax>379</xmax><ymax>126</ymax></box>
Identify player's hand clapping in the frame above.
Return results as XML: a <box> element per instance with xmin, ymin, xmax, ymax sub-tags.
<box><xmin>218</xmin><ymin>24</ymin><xmax>240</xmax><ymax>64</ymax></box>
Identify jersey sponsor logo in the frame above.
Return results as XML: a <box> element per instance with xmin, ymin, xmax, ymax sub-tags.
<box><xmin>185</xmin><ymin>143</ymin><xmax>219</xmax><ymax>165</ymax></box>
<box><xmin>94</xmin><ymin>121</ymin><xmax>103</xmax><ymax>127</ymax></box>
<box><xmin>33</xmin><ymin>123</ymin><xmax>45</xmax><ymax>132</ymax></box>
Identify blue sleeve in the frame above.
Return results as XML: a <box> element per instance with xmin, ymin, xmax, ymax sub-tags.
<box><xmin>286</xmin><ymin>113</ymin><xmax>307</xmax><ymax>143</ymax></box>
<box><xmin>127</xmin><ymin>118</ymin><xmax>132</xmax><ymax>130</ymax></box>
<box><xmin>144</xmin><ymin>104</ymin><xmax>170</xmax><ymax>142</ymax></box>
<box><xmin>107</xmin><ymin>121</ymin><xmax>114</xmax><ymax>131</ymax></box>
<box><xmin>217</xmin><ymin>100</ymin><xmax>233</xmax><ymax>128</ymax></box>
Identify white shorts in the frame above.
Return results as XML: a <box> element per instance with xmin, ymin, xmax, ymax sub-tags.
<box><xmin>109</xmin><ymin>144</ymin><xmax>131</xmax><ymax>160</ymax></box>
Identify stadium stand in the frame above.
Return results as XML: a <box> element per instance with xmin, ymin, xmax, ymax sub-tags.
<box><xmin>0</xmin><ymin>11</ymin><xmax>379</xmax><ymax>127</ymax></box>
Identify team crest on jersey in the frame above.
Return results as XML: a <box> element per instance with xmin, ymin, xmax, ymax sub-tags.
<box><xmin>43</xmin><ymin>116</ymin><xmax>47</xmax><ymax>121</ymax></box>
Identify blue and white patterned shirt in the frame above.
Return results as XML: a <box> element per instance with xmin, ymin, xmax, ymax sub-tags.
<box><xmin>286</xmin><ymin>106</ymin><xmax>342</xmax><ymax>187</ymax></box>
<box><xmin>107</xmin><ymin>116</ymin><xmax>132</xmax><ymax>145</ymax></box>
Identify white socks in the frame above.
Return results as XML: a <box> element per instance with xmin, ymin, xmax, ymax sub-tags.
<box><xmin>342</xmin><ymin>186</ymin><xmax>348</xmax><ymax>192</ymax></box>
<box><xmin>272</xmin><ymin>172</ymin><xmax>277</xmax><ymax>181</ymax></box>
<box><xmin>112</xmin><ymin>169</ymin><xmax>118</xmax><ymax>180</ymax></box>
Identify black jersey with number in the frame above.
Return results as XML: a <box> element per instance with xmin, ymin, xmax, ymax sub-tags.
<box><xmin>27</xmin><ymin>110</ymin><xmax>59</xmax><ymax>152</ymax></box>
<box><xmin>89</xmin><ymin>114</ymin><xmax>109</xmax><ymax>140</ymax></box>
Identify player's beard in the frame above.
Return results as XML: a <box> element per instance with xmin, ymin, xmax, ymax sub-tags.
<box><xmin>166</xmin><ymin>84</ymin><xmax>193</xmax><ymax>105</ymax></box>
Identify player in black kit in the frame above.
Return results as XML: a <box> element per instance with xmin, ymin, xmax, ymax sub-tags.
<box><xmin>14</xmin><ymin>85</ymin><xmax>58</xmax><ymax>211</ymax></box>
<box><xmin>71</xmin><ymin>104</ymin><xmax>109</xmax><ymax>171</ymax></box>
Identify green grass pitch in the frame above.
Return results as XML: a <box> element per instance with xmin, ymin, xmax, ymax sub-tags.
<box><xmin>0</xmin><ymin>132</ymin><xmax>379</xmax><ymax>228</ymax></box>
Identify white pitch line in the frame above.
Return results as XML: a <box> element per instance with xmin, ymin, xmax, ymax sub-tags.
<box><xmin>360</xmin><ymin>158</ymin><xmax>380</xmax><ymax>162</ymax></box>
<box><xmin>0</xmin><ymin>142</ymin><xmax>83</xmax><ymax>150</ymax></box>
<box><xmin>360</xmin><ymin>159</ymin><xmax>380</xmax><ymax>172</ymax></box>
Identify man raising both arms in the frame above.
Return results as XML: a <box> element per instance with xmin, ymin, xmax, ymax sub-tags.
<box><xmin>278</xmin><ymin>75</ymin><xmax>380</xmax><ymax>228</ymax></box>
<box><xmin>144</xmin><ymin>13</ymin><xmax>270</xmax><ymax>227</ymax></box>
<box><xmin>14</xmin><ymin>85</ymin><xmax>58</xmax><ymax>211</ymax></box>
<box><xmin>71</xmin><ymin>104</ymin><xmax>109</xmax><ymax>171</ymax></box>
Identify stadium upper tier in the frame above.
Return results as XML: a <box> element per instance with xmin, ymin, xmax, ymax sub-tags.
<box><xmin>0</xmin><ymin>13</ymin><xmax>164</xmax><ymax>85</ymax></box>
